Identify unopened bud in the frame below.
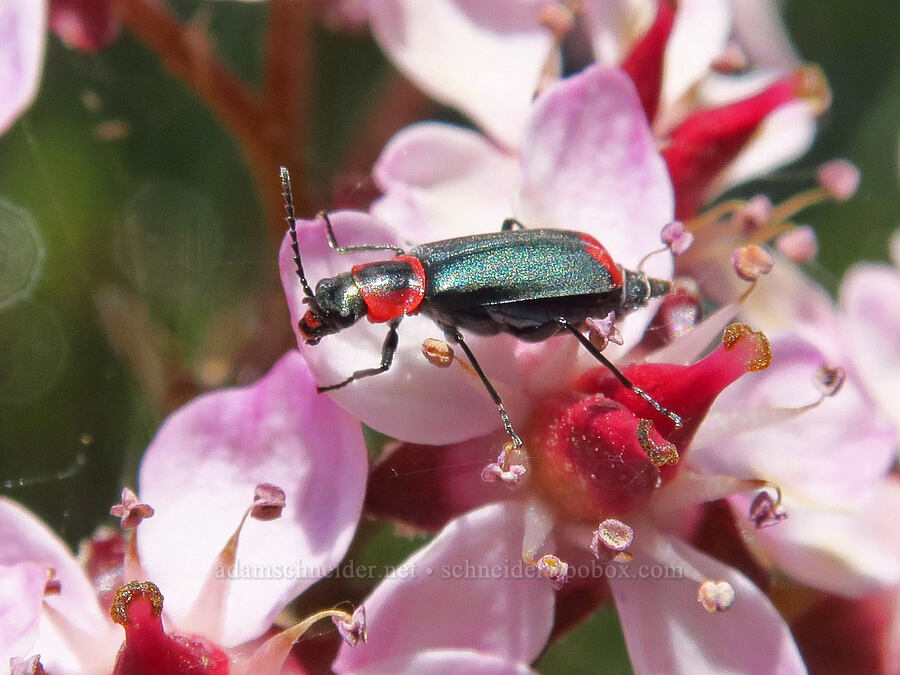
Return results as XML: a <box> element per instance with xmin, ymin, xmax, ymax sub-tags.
<box><xmin>729</xmin><ymin>195</ymin><xmax>772</xmax><ymax>234</ymax></box>
<box><xmin>817</xmin><ymin>159</ymin><xmax>860</xmax><ymax>201</ymax></box>
<box><xmin>775</xmin><ymin>225</ymin><xmax>818</xmax><ymax>263</ymax></box>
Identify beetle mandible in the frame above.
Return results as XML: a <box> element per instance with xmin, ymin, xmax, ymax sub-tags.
<box><xmin>280</xmin><ymin>167</ymin><xmax>681</xmax><ymax>448</ymax></box>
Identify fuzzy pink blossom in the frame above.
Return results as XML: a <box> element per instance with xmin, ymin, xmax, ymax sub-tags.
<box><xmin>0</xmin><ymin>1</ymin><xmax>46</xmax><ymax>135</ymax></box>
<box><xmin>362</xmin><ymin>0</ymin><xmax>824</xmax><ymax>218</ymax></box>
<box><xmin>0</xmin><ymin>352</ymin><xmax>368</xmax><ymax>673</ymax></box>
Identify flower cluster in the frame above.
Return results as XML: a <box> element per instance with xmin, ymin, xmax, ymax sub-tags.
<box><xmin>3</xmin><ymin>1</ymin><xmax>898</xmax><ymax>673</ymax></box>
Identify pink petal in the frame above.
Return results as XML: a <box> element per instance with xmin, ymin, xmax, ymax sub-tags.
<box><xmin>0</xmin><ymin>498</ymin><xmax>115</xmax><ymax>673</ymax></box>
<box><xmin>0</xmin><ymin>499</ymin><xmax>108</xmax><ymax>633</ymax></box>
<box><xmin>659</xmin><ymin>0</ymin><xmax>731</xmax><ymax>112</ymax></box>
<box><xmin>367</xmin><ymin>0</ymin><xmax>553</xmax><ymax>149</ymax></box>
<box><xmin>728</xmin><ymin>0</ymin><xmax>801</xmax><ymax>69</ymax></box>
<box><xmin>738</xmin><ymin>256</ymin><xmax>840</xmax><ymax>349</ymax></box>
<box><xmin>332</xmin><ymin>502</ymin><xmax>555</xmax><ymax>673</ymax></box>
<box><xmin>517</xmin><ymin>65</ymin><xmax>674</xmax><ymax>352</ymax></box>
<box><xmin>610</xmin><ymin>533</ymin><xmax>805</xmax><ymax>673</ymax></box>
<box><xmin>348</xmin><ymin>649</ymin><xmax>536</xmax><ymax>675</ymax></box>
<box><xmin>728</xmin><ymin>478</ymin><xmax>900</xmax><ymax>597</ymax></box>
<box><xmin>840</xmin><ymin>262</ymin><xmax>900</xmax><ymax>432</ymax></box>
<box><xmin>0</xmin><ymin>562</ymin><xmax>46</xmax><ymax>665</ymax></box>
<box><xmin>137</xmin><ymin>351</ymin><xmax>367</xmax><ymax>647</ymax></box>
<box><xmin>278</xmin><ymin>214</ymin><xmax>529</xmax><ymax>444</ymax></box>
<box><xmin>691</xmin><ymin>333</ymin><xmax>896</xmax><ymax>506</ymax></box>
<box><xmin>372</xmin><ymin>122</ymin><xmax>520</xmax><ymax>242</ymax></box>
<box><xmin>708</xmin><ymin>100</ymin><xmax>817</xmax><ymax>198</ymax></box>
<box><xmin>0</xmin><ymin>0</ymin><xmax>46</xmax><ymax>134</ymax></box>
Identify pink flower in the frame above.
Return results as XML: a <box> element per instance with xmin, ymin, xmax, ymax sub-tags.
<box><xmin>839</xmin><ymin>231</ymin><xmax>900</xmax><ymax>437</ymax></box>
<box><xmin>280</xmin><ymin>65</ymin><xmax>674</xmax><ymax>445</ymax></box>
<box><xmin>363</xmin><ymin>321</ymin><xmax>822</xmax><ymax>672</ymax></box>
<box><xmin>333</xmin><ymin>502</ymin><xmax>556</xmax><ymax>674</ymax></box>
<box><xmin>0</xmin><ymin>1</ymin><xmax>46</xmax><ymax>135</ymax></box>
<box><xmin>363</xmin><ymin>0</ymin><xmax>824</xmax><ymax>217</ymax></box>
<box><xmin>0</xmin><ymin>351</ymin><xmax>368</xmax><ymax>673</ymax></box>
<box><xmin>0</xmin><ymin>0</ymin><xmax>118</xmax><ymax>136</ymax></box>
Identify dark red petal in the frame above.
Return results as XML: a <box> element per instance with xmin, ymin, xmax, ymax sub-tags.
<box><xmin>621</xmin><ymin>1</ymin><xmax>676</xmax><ymax>122</ymax></box>
<box><xmin>792</xmin><ymin>592</ymin><xmax>893</xmax><ymax>675</ymax></box>
<box><xmin>663</xmin><ymin>71</ymin><xmax>810</xmax><ymax>219</ymax></box>
<box><xmin>365</xmin><ymin>436</ymin><xmax>502</xmax><ymax>531</ymax></box>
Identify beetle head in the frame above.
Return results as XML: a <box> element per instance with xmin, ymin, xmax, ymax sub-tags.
<box><xmin>298</xmin><ymin>273</ymin><xmax>367</xmax><ymax>344</ymax></box>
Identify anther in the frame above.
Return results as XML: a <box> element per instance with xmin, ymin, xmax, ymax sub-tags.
<box><xmin>731</xmin><ymin>244</ymin><xmax>774</xmax><ymax>282</ymax></box>
<box><xmin>591</xmin><ymin>519</ymin><xmax>634</xmax><ymax>561</ymax></box>
<box><xmin>109</xmin><ymin>488</ymin><xmax>155</xmax><ymax>530</ymax></box>
<box><xmin>536</xmin><ymin>554</ymin><xmax>569</xmax><ymax>589</ymax></box>
<box><xmin>332</xmin><ymin>606</ymin><xmax>367</xmax><ymax>647</ymax></box>
<box><xmin>814</xmin><ymin>364</ymin><xmax>845</xmax><ymax>398</ymax></box>
<box><xmin>636</xmin><ymin>419</ymin><xmax>679</xmax><ymax>466</ymax></box>
<box><xmin>44</xmin><ymin>568</ymin><xmax>61</xmax><ymax>596</ymax></box>
<box><xmin>586</xmin><ymin>312</ymin><xmax>623</xmax><ymax>351</ymax></box>
<box><xmin>660</xmin><ymin>220</ymin><xmax>694</xmax><ymax>255</ymax></box>
<box><xmin>251</xmin><ymin>483</ymin><xmax>286</xmax><ymax>521</ymax></box>
<box><xmin>749</xmin><ymin>489</ymin><xmax>788</xmax><ymax>529</ymax></box>
<box><xmin>482</xmin><ymin>441</ymin><xmax>528</xmax><ymax>487</ymax></box>
<box><xmin>697</xmin><ymin>580</ymin><xmax>735</xmax><ymax>612</ymax></box>
<box><xmin>422</xmin><ymin>338</ymin><xmax>455</xmax><ymax>368</ymax></box>
<box><xmin>711</xmin><ymin>42</ymin><xmax>748</xmax><ymax>74</ymax></box>
<box><xmin>729</xmin><ymin>195</ymin><xmax>772</xmax><ymax>234</ymax></box>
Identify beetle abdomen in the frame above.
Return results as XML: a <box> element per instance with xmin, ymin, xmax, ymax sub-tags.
<box><xmin>412</xmin><ymin>229</ymin><xmax>622</xmax><ymax>311</ymax></box>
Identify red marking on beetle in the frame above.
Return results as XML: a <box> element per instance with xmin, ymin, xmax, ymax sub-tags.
<box><xmin>353</xmin><ymin>255</ymin><xmax>426</xmax><ymax>322</ymax></box>
<box><xmin>301</xmin><ymin>311</ymin><xmax>322</xmax><ymax>329</ymax></box>
<box><xmin>578</xmin><ymin>234</ymin><xmax>623</xmax><ymax>287</ymax></box>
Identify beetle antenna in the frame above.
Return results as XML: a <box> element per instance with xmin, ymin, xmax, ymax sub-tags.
<box><xmin>280</xmin><ymin>167</ymin><xmax>316</xmax><ymax>300</ymax></box>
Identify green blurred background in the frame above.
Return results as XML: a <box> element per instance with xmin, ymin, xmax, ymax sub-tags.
<box><xmin>0</xmin><ymin>1</ymin><xmax>897</xmax><ymax>672</ymax></box>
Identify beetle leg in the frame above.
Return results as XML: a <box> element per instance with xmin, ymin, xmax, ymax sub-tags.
<box><xmin>446</xmin><ymin>328</ymin><xmax>525</xmax><ymax>448</ymax></box>
<box><xmin>317</xmin><ymin>211</ymin><xmax>406</xmax><ymax>256</ymax></box>
<box><xmin>555</xmin><ymin>318</ymin><xmax>684</xmax><ymax>429</ymax></box>
<box><xmin>501</xmin><ymin>218</ymin><xmax>527</xmax><ymax>231</ymax></box>
<box><xmin>317</xmin><ymin>319</ymin><xmax>401</xmax><ymax>392</ymax></box>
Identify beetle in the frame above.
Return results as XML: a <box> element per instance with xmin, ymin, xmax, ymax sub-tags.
<box><xmin>280</xmin><ymin>167</ymin><xmax>681</xmax><ymax>447</ymax></box>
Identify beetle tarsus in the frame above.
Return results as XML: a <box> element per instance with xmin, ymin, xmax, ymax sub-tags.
<box><xmin>317</xmin><ymin>319</ymin><xmax>401</xmax><ymax>391</ymax></box>
<box><xmin>556</xmin><ymin>318</ymin><xmax>683</xmax><ymax>429</ymax></box>
<box><xmin>501</xmin><ymin>218</ymin><xmax>527</xmax><ymax>231</ymax></box>
<box><xmin>447</xmin><ymin>327</ymin><xmax>524</xmax><ymax>448</ymax></box>
<box><xmin>317</xmin><ymin>211</ymin><xmax>405</xmax><ymax>256</ymax></box>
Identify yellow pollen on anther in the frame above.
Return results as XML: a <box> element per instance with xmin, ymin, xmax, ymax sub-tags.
<box><xmin>637</xmin><ymin>419</ymin><xmax>679</xmax><ymax>467</ymax></box>
<box><xmin>110</xmin><ymin>581</ymin><xmax>164</xmax><ymax>626</ymax></box>
<box><xmin>722</xmin><ymin>323</ymin><xmax>772</xmax><ymax>371</ymax></box>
